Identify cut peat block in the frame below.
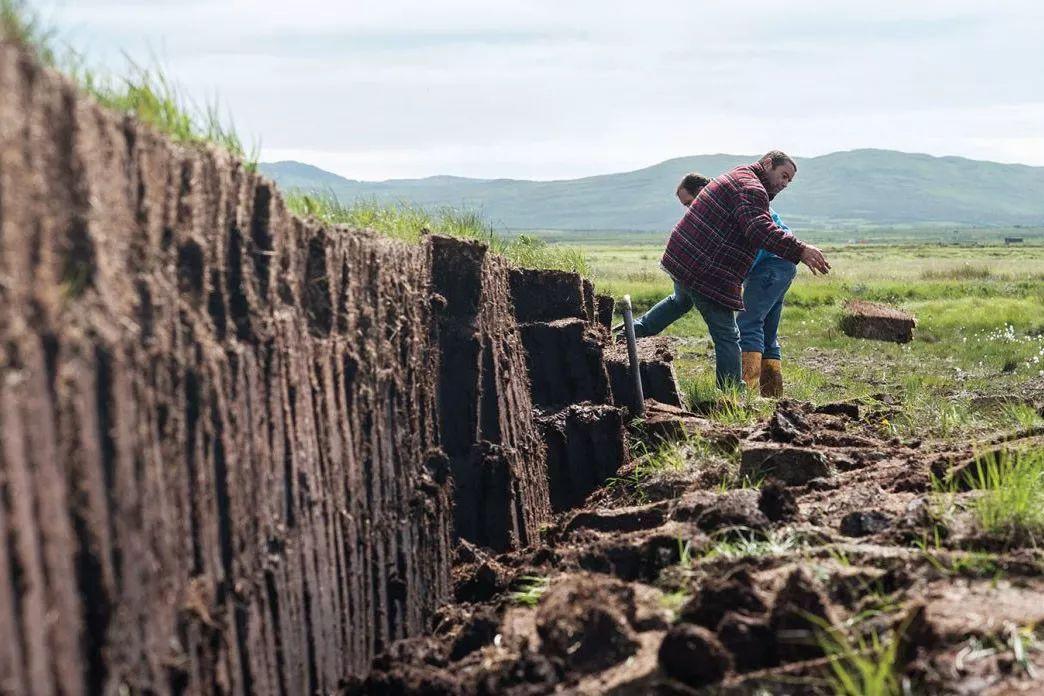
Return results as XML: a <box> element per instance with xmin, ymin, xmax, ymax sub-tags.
<box><xmin>595</xmin><ymin>294</ymin><xmax>615</xmax><ymax>330</ymax></box>
<box><xmin>538</xmin><ymin>403</ymin><xmax>628</xmax><ymax>512</ymax></box>
<box><xmin>509</xmin><ymin>267</ymin><xmax>589</xmax><ymax>323</ymax></box>
<box><xmin>605</xmin><ymin>336</ymin><xmax>683</xmax><ymax>410</ymax></box>
<box><xmin>740</xmin><ymin>443</ymin><xmax>835</xmax><ymax>485</ymax></box>
<box><xmin>519</xmin><ymin>318</ymin><xmax>612</xmax><ymax>408</ymax></box>
<box><xmin>839</xmin><ymin>299</ymin><xmax>917</xmax><ymax>343</ymax></box>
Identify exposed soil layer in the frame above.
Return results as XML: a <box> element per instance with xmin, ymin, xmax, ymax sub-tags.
<box><xmin>431</xmin><ymin>236</ymin><xmax>551</xmax><ymax>553</ymax></box>
<box><xmin>839</xmin><ymin>299</ymin><xmax>917</xmax><ymax>343</ymax></box>
<box><xmin>361</xmin><ymin>398</ymin><xmax>1044</xmax><ymax>694</ymax></box>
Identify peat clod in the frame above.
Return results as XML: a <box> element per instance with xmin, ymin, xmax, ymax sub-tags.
<box><xmin>475</xmin><ymin>646</ymin><xmax>564</xmax><ymax>696</ymax></box>
<box><xmin>694</xmin><ymin>490</ymin><xmax>771</xmax><ymax>537</ymax></box>
<box><xmin>452</xmin><ymin>541</ymin><xmax>512</xmax><ymax>603</ymax></box>
<box><xmin>508</xmin><ymin>267</ymin><xmax>589</xmax><ymax>323</ymax></box>
<box><xmin>658</xmin><ymin>624</ymin><xmax>732</xmax><ymax>687</ymax></box>
<box><xmin>594</xmin><ymin>294</ymin><xmax>615</xmax><ymax>329</ymax></box>
<box><xmin>564</xmin><ymin>503</ymin><xmax>668</xmax><ymax>535</ymax></box>
<box><xmin>639</xmin><ymin>400</ymin><xmax>741</xmax><ymax>452</ymax></box>
<box><xmin>362</xmin><ymin>664</ymin><xmax>462</xmax><ymax>695</ymax></box>
<box><xmin>680</xmin><ymin>568</ymin><xmax>767</xmax><ymax>629</ymax></box>
<box><xmin>768</xmin><ymin>568</ymin><xmax>839</xmax><ymax>663</ymax></box>
<box><xmin>840</xmin><ymin>509</ymin><xmax>893</xmax><ymax>537</ymax></box>
<box><xmin>519</xmin><ymin>319</ymin><xmax>612</xmax><ymax>408</ymax></box>
<box><xmin>535</xmin><ymin>575</ymin><xmax>640</xmax><ymax>673</ymax></box>
<box><xmin>758</xmin><ymin>480</ymin><xmax>799</xmax><ymax>523</ymax></box>
<box><xmin>815</xmin><ymin>401</ymin><xmax>863</xmax><ymax>419</ymax></box>
<box><xmin>740</xmin><ymin>444</ymin><xmax>835</xmax><ymax>485</ymax></box>
<box><xmin>768</xmin><ymin>402</ymin><xmax>811</xmax><ymax>442</ymax></box>
<box><xmin>575</xmin><ymin>525</ymin><xmax>702</xmax><ymax>583</ymax></box>
<box><xmin>716</xmin><ymin>611</ymin><xmax>777</xmax><ymax>672</ymax></box>
<box><xmin>448</xmin><ymin>607</ymin><xmax>501</xmax><ymax>661</ymax></box>
<box><xmin>538</xmin><ymin>402</ymin><xmax>627</xmax><ymax>512</ymax></box>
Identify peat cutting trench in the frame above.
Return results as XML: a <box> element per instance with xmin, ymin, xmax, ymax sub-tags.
<box><xmin>4</xmin><ymin>40</ymin><xmax>1044</xmax><ymax>696</ymax></box>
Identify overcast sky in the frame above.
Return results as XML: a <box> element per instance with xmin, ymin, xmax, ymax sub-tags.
<box><xmin>31</xmin><ymin>0</ymin><xmax>1044</xmax><ymax>181</ymax></box>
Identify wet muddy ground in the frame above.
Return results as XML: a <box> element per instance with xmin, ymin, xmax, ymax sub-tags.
<box><xmin>354</xmin><ymin>392</ymin><xmax>1044</xmax><ymax>695</ymax></box>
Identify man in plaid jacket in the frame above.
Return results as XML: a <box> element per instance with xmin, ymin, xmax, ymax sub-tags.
<box><xmin>633</xmin><ymin>150</ymin><xmax>830</xmax><ymax>390</ymax></box>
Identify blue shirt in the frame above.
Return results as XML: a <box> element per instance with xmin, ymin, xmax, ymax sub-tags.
<box><xmin>751</xmin><ymin>209</ymin><xmax>790</xmax><ymax>268</ymax></box>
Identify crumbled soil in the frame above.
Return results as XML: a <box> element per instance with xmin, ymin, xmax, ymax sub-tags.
<box><xmin>359</xmin><ymin>398</ymin><xmax>1044</xmax><ymax>694</ymax></box>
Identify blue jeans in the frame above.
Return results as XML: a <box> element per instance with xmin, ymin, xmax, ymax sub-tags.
<box><xmin>738</xmin><ymin>257</ymin><xmax>797</xmax><ymax>361</ymax></box>
<box><xmin>633</xmin><ymin>280</ymin><xmax>742</xmax><ymax>390</ymax></box>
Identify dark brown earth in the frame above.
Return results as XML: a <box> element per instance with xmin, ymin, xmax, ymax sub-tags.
<box><xmin>358</xmin><ymin>396</ymin><xmax>1044</xmax><ymax>695</ymax></box>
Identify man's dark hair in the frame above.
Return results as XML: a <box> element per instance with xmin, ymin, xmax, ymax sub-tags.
<box><xmin>760</xmin><ymin>150</ymin><xmax>797</xmax><ymax>172</ymax></box>
<box><xmin>678</xmin><ymin>172</ymin><xmax>711</xmax><ymax>196</ymax></box>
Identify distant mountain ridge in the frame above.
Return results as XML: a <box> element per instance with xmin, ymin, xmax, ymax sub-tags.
<box><xmin>260</xmin><ymin>150</ymin><xmax>1044</xmax><ymax>231</ymax></box>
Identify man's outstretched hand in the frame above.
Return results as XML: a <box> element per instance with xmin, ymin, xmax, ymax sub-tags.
<box><xmin>800</xmin><ymin>245</ymin><xmax>831</xmax><ymax>275</ymax></box>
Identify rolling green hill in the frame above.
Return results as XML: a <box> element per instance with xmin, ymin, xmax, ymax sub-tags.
<box><xmin>260</xmin><ymin>150</ymin><xmax>1044</xmax><ymax>233</ymax></box>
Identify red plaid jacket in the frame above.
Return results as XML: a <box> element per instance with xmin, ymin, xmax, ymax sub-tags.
<box><xmin>661</xmin><ymin>162</ymin><xmax>806</xmax><ymax>311</ymax></box>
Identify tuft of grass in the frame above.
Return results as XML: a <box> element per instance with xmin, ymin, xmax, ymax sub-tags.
<box><xmin>289</xmin><ymin>193</ymin><xmax>473</xmax><ymax>244</ymax></box>
<box><xmin>677</xmin><ymin>537</ymin><xmax>695</xmax><ymax>567</ymax></box>
<box><xmin>966</xmin><ymin>448</ymin><xmax>1044</xmax><ymax>540</ymax></box>
<box><xmin>286</xmin><ymin>192</ymin><xmax>591</xmax><ymax>275</ymax></box>
<box><xmin>659</xmin><ymin>588</ymin><xmax>690</xmax><ymax>618</ymax></box>
<box><xmin>680</xmin><ymin>373</ymin><xmax>719</xmax><ymax>413</ymax></box>
<box><xmin>678</xmin><ymin>373</ymin><xmax>773</xmax><ymax>426</ymax></box>
<box><xmin>79</xmin><ymin>60</ymin><xmax>257</xmax><ymax>166</ymax></box>
<box><xmin>996</xmin><ymin>403</ymin><xmax>1044</xmax><ymax>432</ymax></box>
<box><xmin>815</xmin><ymin>622</ymin><xmax>905</xmax><ymax>696</ymax></box>
<box><xmin>716</xmin><ymin>472</ymin><xmax>762</xmax><ymax>492</ymax></box>
<box><xmin>630</xmin><ymin>433</ymin><xmax>720</xmax><ymax>479</ymax></box>
<box><xmin>915</xmin><ymin>537</ymin><xmax>1003</xmax><ymax>578</ymax></box>
<box><xmin>508</xmin><ymin>234</ymin><xmax>592</xmax><ymax>277</ymax></box>
<box><xmin>2</xmin><ymin>0</ymin><xmax>256</xmax><ymax>167</ymax></box>
<box><xmin>629</xmin><ymin>438</ymin><xmax>689</xmax><ymax>475</ymax></box>
<box><xmin>2</xmin><ymin>0</ymin><xmax>57</xmax><ymax>62</ymax></box>
<box><xmin>700</xmin><ymin>529</ymin><xmax>805</xmax><ymax>562</ymax></box>
<box><xmin>920</xmin><ymin>264</ymin><xmax>995</xmax><ymax>281</ymax></box>
<box><xmin>511</xmin><ymin>575</ymin><xmax>550</xmax><ymax>607</ymax></box>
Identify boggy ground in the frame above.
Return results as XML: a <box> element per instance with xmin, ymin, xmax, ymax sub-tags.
<box><xmin>350</xmin><ymin>389</ymin><xmax>1044</xmax><ymax>695</ymax></box>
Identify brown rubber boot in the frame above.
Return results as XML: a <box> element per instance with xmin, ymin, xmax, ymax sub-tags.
<box><xmin>761</xmin><ymin>358</ymin><xmax>783</xmax><ymax>398</ymax></box>
<box><xmin>741</xmin><ymin>351</ymin><xmax>762</xmax><ymax>392</ymax></box>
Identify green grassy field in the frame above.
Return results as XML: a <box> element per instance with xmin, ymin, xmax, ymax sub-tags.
<box><xmin>589</xmin><ymin>242</ymin><xmax>1044</xmax><ymax>442</ymax></box>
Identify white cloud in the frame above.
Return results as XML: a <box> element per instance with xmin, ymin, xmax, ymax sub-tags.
<box><xmin>32</xmin><ymin>0</ymin><xmax>1044</xmax><ymax>179</ymax></box>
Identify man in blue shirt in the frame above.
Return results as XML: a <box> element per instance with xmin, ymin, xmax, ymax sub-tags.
<box><xmin>738</xmin><ymin>216</ymin><xmax>798</xmax><ymax>397</ymax></box>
